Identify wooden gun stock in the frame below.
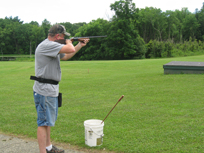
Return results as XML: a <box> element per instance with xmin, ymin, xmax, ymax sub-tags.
<box><xmin>55</xmin><ymin>39</ymin><xmax>66</xmax><ymax>44</ymax></box>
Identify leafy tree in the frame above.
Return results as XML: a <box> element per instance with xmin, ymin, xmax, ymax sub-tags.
<box><xmin>195</xmin><ymin>3</ymin><xmax>204</xmax><ymax>40</ymax></box>
<box><xmin>5</xmin><ymin>16</ymin><xmax>23</xmax><ymax>24</ymax></box>
<box><xmin>182</xmin><ymin>14</ymin><xmax>200</xmax><ymax>40</ymax></box>
<box><xmin>4</xmin><ymin>17</ymin><xmax>24</xmax><ymax>54</ymax></box>
<box><xmin>29</xmin><ymin>21</ymin><xmax>40</xmax><ymax>26</ymax></box>
<box><xmin>146</xmin><ymin>7</ymin><xmax>167</xmax><ymax>41</ymax></box>
<box><xmin>32</xmin><ymin>25</ymin><xmax>45</xmax><ymax>50</ymax></box>
<box><xmin>165</xmin><ymin>10</ymin><xmax>180</xmax><ymax>41</ymax></box>
<box><xmin>0</xmin><ymin>19</ymin><xmax>14</xmax><ymax>54</ymax></box>
<box><xmin>105</xmin><ymin>0</ymin><xmax>146</xmax><ymax>59</ymax></box>
<box><xmin>173</xmin><ymin>8</ymin><xmax>192</xmax><ymax>42</ymax></box>
<box><xmin>41</xmin><ymin>19</ymin><xmax>51</xmax><ymax>37</ymax></box>
<box><xmin>19</xmin><ymin>24</ymin><xmax>36</xmax><ymax>55</ymax></box>
<box><xmin>137</xmin><ymin>7</ymin><xmax>154</xmax><ymax>43</ymax></box>
<box><xmin>72</xmin><ymin>19</ymin><xmax>109</xmax><ymax>60</ymax></box>
<box><xmin>0</xmin><ymin>27</ymin><xmax>6</xmax><ymax>57</ymax></box>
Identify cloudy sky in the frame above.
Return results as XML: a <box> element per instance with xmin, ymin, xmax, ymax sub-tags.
<box><xmin>0</xmin><ymin>0</ymin><xmax>203</xmax><ymax>24</ymax></box>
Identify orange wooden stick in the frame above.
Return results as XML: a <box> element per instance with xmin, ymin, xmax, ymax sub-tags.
<box><xmin>101</xmin><ymin>95</ymin><xmax>124</xmax><ymax>124</ymax></box>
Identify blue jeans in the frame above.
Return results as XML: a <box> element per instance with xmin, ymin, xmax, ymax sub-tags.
<box><xmin>33</xmin><ymin>91</ymin><xmax>58</xmax><ymax>127</ymax></box>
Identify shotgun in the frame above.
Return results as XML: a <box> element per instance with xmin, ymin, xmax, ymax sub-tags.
<box><xmin>55</xmin><ymin>35</ymin><xmax>107</xmax><ymax>44</ymax></box>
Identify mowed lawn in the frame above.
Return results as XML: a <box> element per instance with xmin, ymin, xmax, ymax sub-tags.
<box><xmin>1</xmin><ymin>55</ymin><xmax>204</xmax><ymax>152</ymax></box>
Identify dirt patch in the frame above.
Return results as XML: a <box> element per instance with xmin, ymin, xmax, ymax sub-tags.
<box><xmin>0</xmin><ymin>131</ymin><xmax>117</xmax><ymax>153</ymax></box>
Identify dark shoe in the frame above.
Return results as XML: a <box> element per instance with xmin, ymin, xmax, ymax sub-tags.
<box><xmin>46</xmin><ymin>145</ymin><xmax>64</xmax><ymax>153</ymax></box>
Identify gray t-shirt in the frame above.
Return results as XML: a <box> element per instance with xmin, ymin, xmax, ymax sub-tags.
<box><xmin>33</xmin><ymin>39</ymin><xmax>65</xmax><ymax>97</ymax></box>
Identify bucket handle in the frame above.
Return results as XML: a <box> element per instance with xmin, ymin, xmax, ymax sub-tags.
<box><xmin>89</xmin><ymin>127</ymin><xmax>104</xmax><ymax>137</ymax></box>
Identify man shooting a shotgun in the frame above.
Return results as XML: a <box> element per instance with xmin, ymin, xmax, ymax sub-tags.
<box><xmin>32</xmin><ymin>24</ymin><xmax>89</xmax><ymax>153</ymax></box>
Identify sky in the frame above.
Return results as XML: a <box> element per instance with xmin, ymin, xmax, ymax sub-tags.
<box><xmin>0</xmin><ymin>0</ymin><xmax>204</xmax><ymax>25</ymax></box>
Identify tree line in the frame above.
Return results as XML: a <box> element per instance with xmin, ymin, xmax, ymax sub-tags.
<box><xmin>1</xmin><ymin>0</ymin><xmax>204</xmax><ymax>60</ymax></box>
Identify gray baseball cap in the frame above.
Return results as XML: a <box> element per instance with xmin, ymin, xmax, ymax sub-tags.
<box><xmin>48</xmin><ymin>24</ymin><xmax>70</xmax><ymax>36</ymax></box>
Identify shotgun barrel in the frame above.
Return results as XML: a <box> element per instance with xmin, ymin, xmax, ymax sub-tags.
<box><xmin>71</xmin><ymin>35</ymin><xmax>107</xmax><ymax>42</ymax></box>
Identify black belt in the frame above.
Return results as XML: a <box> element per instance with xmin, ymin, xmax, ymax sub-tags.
<box><xmin>30</xmin><ymin>76</ymin><xmax>59</xmax><ymax>85</ymax></box>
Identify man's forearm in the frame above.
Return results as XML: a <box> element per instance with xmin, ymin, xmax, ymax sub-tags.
<box><xmin>75</xmin><ymin>42</ymin><xmax>83</xmax><ymax>52</ymax></box>
<box><xmin>61</xmin><ymin>43</ymin><xmax>82</xmax><ymax>60</ymax></box>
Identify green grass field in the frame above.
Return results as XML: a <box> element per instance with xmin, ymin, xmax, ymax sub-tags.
<box><xmin>1</xmin><ymin>55</ymin><xmax>204</xmax><ymax>152</ymax></box>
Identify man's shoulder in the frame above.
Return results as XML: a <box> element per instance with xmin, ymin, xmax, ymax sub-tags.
<box><xmin>40</xmin><ymin>39</ymin><xmax>51</xmax><ymax>45</ymax></box>
<box><xmin>35</xmin><ymin>39</ymin><xmax>64</xmax><ymax>57</ymax></box>
<box><xmin>37</xmin><ymin>39</ymin><xmax>62</xmax><ymax>50</ymax></box>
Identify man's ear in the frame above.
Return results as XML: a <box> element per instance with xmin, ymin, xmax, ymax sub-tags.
<box><xmin>54</xmin><ymin>34</ymin><xmax>59</xmax><ymax>40</ymax></box>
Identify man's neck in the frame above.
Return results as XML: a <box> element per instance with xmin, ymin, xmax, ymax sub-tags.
<box><xmin>48</xmin><ymin>36</ymin><xmax>55</xmax><ymax>41</ymax></box>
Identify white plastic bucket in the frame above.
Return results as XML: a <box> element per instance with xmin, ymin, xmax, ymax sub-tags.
<box><xmin>84</xmin><ymin>119</ymin><xmax>104</xmax><ymax>147</ymax></box>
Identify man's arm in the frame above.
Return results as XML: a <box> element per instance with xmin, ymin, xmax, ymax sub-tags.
<box><xmin>60</xmin><ymin>39</ymin><xmax>89</xmax><ymax>61</ymax></box>
<box><xmin>59</xmin><ymin>39</ymin><xmax>75</xmax><ymax>54</ymax></box>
